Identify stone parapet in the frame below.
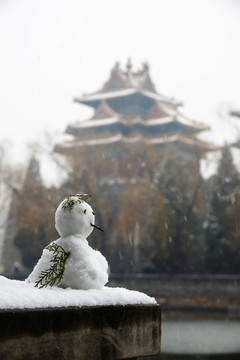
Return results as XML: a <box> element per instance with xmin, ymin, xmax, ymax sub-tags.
<box><xmin>0</xmin><ymin>304</ymin><xmax>161</xmax><ymax>360</ymax></box>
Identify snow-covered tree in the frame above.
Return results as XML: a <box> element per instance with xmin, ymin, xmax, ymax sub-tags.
<box><xmin>113</xmin><ymin>181</ymin><xmax>168</xmax><ymax>273</ymax></box>
<box><xmin>13</xmin><ymin>157</ymin><xmax>59</xmax><ymax>270</ymax></box>
<box><xmin>205</xmin><ymin>146</ymin><xmax>240</xmax><ymax>273</ymax></box>
<box><xmin>154</xmin><ymin>148</ymin><xmax>205</xmax><ymax>273</ymax></box>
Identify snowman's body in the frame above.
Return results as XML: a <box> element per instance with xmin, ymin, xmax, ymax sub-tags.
<box><xmin>26</xmin><ymin>195</ymin><xmax>108</xmax><ymax>290</ymax></box>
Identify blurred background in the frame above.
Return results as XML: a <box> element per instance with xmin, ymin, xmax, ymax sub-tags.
<box><xmin>0</xmin><ymin>0</ymin><xmax>240</xmax><ymax>358</ymax></box>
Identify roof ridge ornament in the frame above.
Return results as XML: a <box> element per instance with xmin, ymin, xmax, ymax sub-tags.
<box><xmin>126</xmin><ymin>58</ymin><xmax>132</xmax><ymax>72</ymax></box>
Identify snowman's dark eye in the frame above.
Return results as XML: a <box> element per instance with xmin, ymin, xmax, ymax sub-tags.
<box><xmin>92</xmin><ymin>211</ymin><xmax>96</xmax><ymax>216</ymax></box>
<box><xmin>84</xmin><ymin>209</ymin><xmax>86</xmax><ymax>214</ymax></box>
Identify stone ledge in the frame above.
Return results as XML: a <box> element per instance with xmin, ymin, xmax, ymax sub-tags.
<box><xmin>0</xmin><ymin>304</ymin><xmax>161</xmax><ymax>360</ymax></box>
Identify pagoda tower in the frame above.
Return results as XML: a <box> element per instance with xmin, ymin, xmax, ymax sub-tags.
<box><xmin>55</xmin><ymin>60</ymin><xmax>216</xmax><ymax>173</ymax></box>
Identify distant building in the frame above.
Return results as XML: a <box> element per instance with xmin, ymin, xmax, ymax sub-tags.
<box><xmin>55</xmin><ymin>60</ymin><xmax>216</xmax><ymax>174</ymax></box>
<box><xmin>230</xmin><ymin>110</ymin><xmax>240</xmax><ymax>119</ymax></box>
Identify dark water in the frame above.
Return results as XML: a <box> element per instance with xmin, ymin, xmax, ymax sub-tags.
<box><xmin>161</xmin><ymin>320</ymin><xmax>240</xmax><ymax>355</ymax></box>
<box><xmin>141</xmin><ymin>318</ymin><xmax>240</xmax><ymax>360</ymax></box>
<box><xmin>150</xmin><ymin>355</ymin><xmax>240</xmax><ymax>360</ymax></box>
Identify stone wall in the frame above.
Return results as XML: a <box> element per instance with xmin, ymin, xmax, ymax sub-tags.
<box><xmin>0</xmin><ymin>304</ymin><xmax>161</xmax><ymax>360</ymax></box>
<box><xmin>108</xmin><ymin>275</ymin><xmax>240</xmax><ymax>299</ymax></box>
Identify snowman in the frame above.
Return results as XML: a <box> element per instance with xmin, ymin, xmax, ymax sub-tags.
<box><xmin>26</xmin><ymin>194</ymin><xmax>109</xmax><ymax>290</ymax></box>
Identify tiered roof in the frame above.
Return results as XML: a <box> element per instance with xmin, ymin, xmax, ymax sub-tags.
<box><xmin>55</xmin><ymin>60</ymin><xmax>213</xmax><ymax>153</ymax></box>
<box><xmin>74</xmin><ymin>61</ymin><xmax>182</xmax><ymax>108</ymax></box>
<box><xmin>54</xmin><ymin>133</ymin><xmax>217</xmax><ymax>154</ymax></box>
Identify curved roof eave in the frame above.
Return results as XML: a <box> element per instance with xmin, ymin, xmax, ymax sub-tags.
<box><xmin>67</xmin><ymin>115</ymin><xmax>209</xmax><ymax>133</ymax></box>
<box><xmin>140</xmin><ymin>89</ymin><xmax>182</xmax><ymax>107</ymax></box>
<box><xmin>73</xmin><ymin>88</ymin><xmax>137</xmax><ymax>103</ymax></box>
<box><xmin>55</xmin><ymin>133</ymin><xmax>218</xmax><ymax>152</ymax></box>
<box><xmin>73</xmin><ymin>88</ymin><xmax>182</xmax><ymax>108</ymax></box>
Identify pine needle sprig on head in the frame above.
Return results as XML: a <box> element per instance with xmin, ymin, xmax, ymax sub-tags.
<box><xmin>35</xmin><ymin>243</ymin><xmax>70</xmax><ymax>288</ymax></box>
<box><xmin>62</xmin><ymin>194</ymin><xmax>92</xmax><ymax>212</ymax></box>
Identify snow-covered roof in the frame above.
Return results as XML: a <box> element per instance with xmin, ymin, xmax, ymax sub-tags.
<box><xmin>74</xmin><ymin>88</ymin><xmax>181</xmax><ymax>108</ymax></box>
<box><xmin>66</xmin><ymin>114</ymin><xmax>208</xmax><ymax>133</ymax></box>
<box><xmin>55</xmin><ymin>132</ymin><xmax>218</xmax><ymax>152</ymax></box>
<box><xmin>99</xmin><ymin>60</ymin><xmax>156</xmax><ymax>92</ymax></box>
<box><xmin>147</xmin><ymin>134</ymin><xmax>219</xmax><ymax>150</ymax></box>
<box><xmin>67</xmin><ymin>117</ymin><xmax>119</xmax><ymax>129</ymax></box>
<box><xmin>90</xmin><ymin>100</ymin><xmax>119</xmax><ymax>120</ymax></box>
<box><xmin>74</xmin><ymin>61</ymin><xmax>181</xmax><ymax>108</ymax></box>
<box><xmin>141</xmin><ymin>115</ymin><xmax>208</xmax><ymax>131</ymax></box>
<box><xmin>140</xmin><ymin>89</ymin><xmax>182</xmax><ymax>107</ymax></box>
<box><xmin>55</xmin><ymin>134</ymin><xmax>122</xmax><ymax>150</ymax></box>
<box><xmin>74</xmin><ymin>88</ymin><xmax>137</xmax><ymax>103</ymax></box>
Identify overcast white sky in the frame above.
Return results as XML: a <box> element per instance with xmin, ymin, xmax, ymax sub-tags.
<box><xmin>0</xmin><ymin>0</ymin><xmax>240</xmax><ymax>164</ymax></box>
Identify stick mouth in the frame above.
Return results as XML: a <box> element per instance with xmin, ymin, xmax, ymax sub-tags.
<box><xmin>90</xmin><ymin>223</ymin><xmax>104</xmax><ymax>232</ymax></box>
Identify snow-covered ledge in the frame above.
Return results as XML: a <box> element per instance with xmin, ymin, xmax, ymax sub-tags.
<box><xmin>0</xmin><ymin>277</ymin><xmax>161</xmax><ymax>360</ymax></box>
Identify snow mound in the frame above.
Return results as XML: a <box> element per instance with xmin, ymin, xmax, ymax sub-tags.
<box><xmin>0</xmin><ymin>276</ymin><xmax>156</xmax><ymax>309</ymax></box>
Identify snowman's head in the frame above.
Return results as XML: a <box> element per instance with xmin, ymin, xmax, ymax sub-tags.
<box><xmin>55</xmin><ymin>194</ymin><xmax>103</xmax><ymax>238</ymax></box>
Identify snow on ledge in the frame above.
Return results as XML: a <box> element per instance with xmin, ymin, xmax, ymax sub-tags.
<box><xmin>0</xmin><ymin>276</ymin><xmax>156</xmax><ymax>310</ymax></box>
